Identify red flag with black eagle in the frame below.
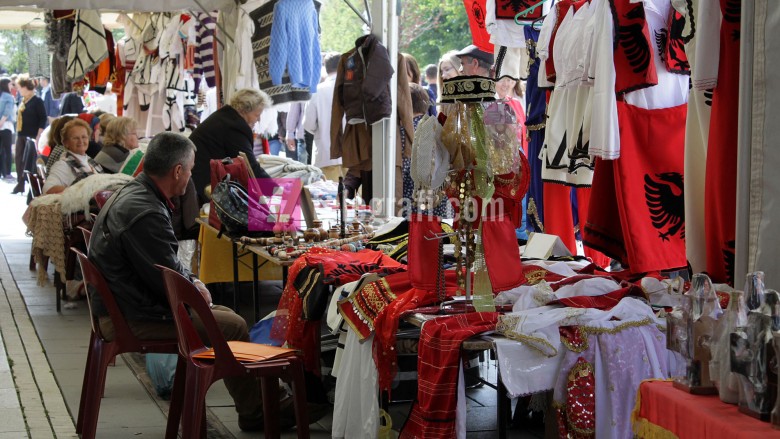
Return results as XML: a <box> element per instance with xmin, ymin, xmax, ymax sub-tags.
<box><xmin>462</xmin><ymin>0</ymin><xmax>494</xmax><ymax>53</ymax></box>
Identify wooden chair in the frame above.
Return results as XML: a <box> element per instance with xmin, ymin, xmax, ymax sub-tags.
<box><xmin>157</xmin><ymin>265</ymin><xmax>310</xmax><ymax>439</ymax></box>
<box><xmin>72</xmin><ymin>249</ymin><xmax>184</xmax><ymax>439</ymax></box>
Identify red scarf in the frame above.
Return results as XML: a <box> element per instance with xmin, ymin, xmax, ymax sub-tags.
<box><xmin>400</xmin><ymin>312</ymin><xmax>500</xmax><ymax>439</ymax></box>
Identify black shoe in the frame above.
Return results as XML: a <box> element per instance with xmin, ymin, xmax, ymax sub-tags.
<box><xmin>238</xmin><ymin>413</ymin><xmax>265</xmax><ymax>432</ymax></box>
<box><xmin>11</xmin><ymin>183</ymin><xmax>24</xmax><ymax>194</ymax></box>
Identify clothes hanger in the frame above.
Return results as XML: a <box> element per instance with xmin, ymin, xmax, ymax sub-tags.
<box><xmin>21</xmin><ymin>16</ymin><xmax>43</xmax><ymax>31</ymax></box>
<box><xmin>531</xmin><ymin>13</ymin><xmax>546</xmax><ymax>31</ymax></box>
<box><xmin>514</xmin><ymin>0</ymin><xmax>551</xmax><ymax>25</ymax></box>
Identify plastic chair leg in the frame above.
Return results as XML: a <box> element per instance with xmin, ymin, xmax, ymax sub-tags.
<box><xmin>180</xmin><ymin>367</ymin><xmax>211</xmax><ymax>439</ymax></box>
<box><xmin>79</xmin><ymin>337</ymin><xmax>117</xmax><ymax>439</ymax></box>
<box><xmin>261</xmin><ymin>377</ymin><xmax>281</xmax><ymax>439</ymax></box>
<box><xmin>290</xmin><ymin>362</ymin><xmax>310</xmax><ymax>439</ymax></box>
<box><xmin>76</xmin><ymin>331</ymin><xmax>98</xmax><ymax>434</ymax></box>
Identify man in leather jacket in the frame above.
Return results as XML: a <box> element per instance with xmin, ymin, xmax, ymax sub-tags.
<box><xmin>88</xmin><ymin>132</ymin><xmax>270</xmax><ymax>430</ymax></box>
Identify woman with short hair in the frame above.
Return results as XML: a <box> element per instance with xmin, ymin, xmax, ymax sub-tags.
<box><xmin>0</xmin><ymin>78</ymin><xmax>16</xmax><ymax>180</ymax></box>
<box><xmin>189</xmin><ymin>88</ymin><xmax>273</xmax><ymax>203</ymax></box>
<box><xmin>42</xmin><ymin>118</ymin><xmax>103</xmax><ymax>194</ymax></box>
<box><xmin>13</xmin><ymin>77</ymin><xmax>47</xmax><ymax>194</ymax></box>
<box><xmin>94</xmin><ymin>117</ymin><xmax>139</xmax><ymax>173</ymax></box>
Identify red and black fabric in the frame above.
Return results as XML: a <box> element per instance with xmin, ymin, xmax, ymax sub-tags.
<box><xmin>614</xmin><ymin>102</ymin><xmax>687</xmax><ymax>273</ymax></box>
<box><xmin>373</xmin><ymin>271</ymin><xmax>460</xmax><ymax>392</ymax></box>
<box><xmin>611</xmin><ymin>0</ymin><xmax>658</xmax><ymax>94</ymax></box>
<box><xmin>400</xmin><ymin>312</ymin><xmax>500</xmax><ymax>439</ymax></box>
<box><xmin>704</xmin><ymin>0</ymin><xmax>740</xmax><ymax>285</ymax></box>
<box><xmin>495</xmin><ymin>0</ymin><xmax>545</xmax><ymax>20</ymax></box>
<box><xmin>408</xmin><ymin>214</ymin><xmax>443</xmax><ymax>290</ymax></box>
<box><xmin>583</xmin><ymin>158</ymin><xmax>629</xmax><ymax>265</ymax></box>
<box><xmin>304</xmin><ymin>249</ymin><xmax>407</xmax><ymax>285</ymax></box>
<box><xmin>482</xmin><ymin>214</ymin><xmax>524</xmax><ymax>292</ymax></box>
<box><xmin>539</xmin><ymin>182</ymin><xmax>613</xmax><ymax>268</ymax></box>
<box><xmin>270</xmin><ymin>247</ymin><xmax>336</xmax><ymax>373</ymax></box>
<box><xmin>659</xmin><ymin>9</ymin><xmax>690</xmax><ymax>75</ymax></box>
<box><xmin>208</xmin><ymin>157</ymin><xmax>250</xmax><ymax>231</ymax></box>
<box><xmin>462</xmin><ymin>0</ymin><xmax>494</xmax><ymax>53</ymax></box>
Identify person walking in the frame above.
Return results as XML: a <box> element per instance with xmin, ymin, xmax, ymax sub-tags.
<box><xmin>13</xmin><ymin>78</ymin><xmax>46</xmax><ymax>194</ymax></box>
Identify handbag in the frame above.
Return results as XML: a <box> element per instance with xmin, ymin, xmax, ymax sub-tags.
<box><xmin>211</xmin><ymin>174</ymin><xmax>251</xmax><ymax>238</ymax></box>
<box><xmin>208</xmin><ymin>157</ymin><xmax>250</xmax><ymax>232</ymax></box>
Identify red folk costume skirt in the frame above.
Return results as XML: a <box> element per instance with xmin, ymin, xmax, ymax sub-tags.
<box><xmin>585</xmin><ymin>102</ymin><xmax>687</xmax><ymax>274</ymax></box>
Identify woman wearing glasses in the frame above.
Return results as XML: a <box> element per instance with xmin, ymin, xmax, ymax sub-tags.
<box><xmin>42</xmin><ymin>118</ymin><xmax>103</xmax><ymax>194</ymax></box>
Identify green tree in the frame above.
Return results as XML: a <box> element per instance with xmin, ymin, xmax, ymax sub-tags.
<box><xmin>319</xmin><ymin>0</ymin><xmax>366</xmax><ymax>53</ymax></box>
<box><xmin>399</xmin><ymin>0</ymin><xmax>471</xmax><ymax>69</ymax></box>
<box><xmin>0</xmin><ymin>29</ymin><xmax>46</xmax><ymax>74</ymax></box>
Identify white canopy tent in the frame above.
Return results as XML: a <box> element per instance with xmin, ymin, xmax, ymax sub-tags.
<box><xmin>0</xmin><ymin>9</ymin><xmax>123</xmax><ymax>29</ymax></box>
<box><xmin>0</xmin><ymin>0</ymin><xmax>236</xmax><ymax>12</ymax></box>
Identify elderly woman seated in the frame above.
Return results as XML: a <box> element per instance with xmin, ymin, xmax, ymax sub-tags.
<box><xmin>42</xmin><ymin>118</ymin><xmax>104</xmax><ymax>194</ymax></box>
<box><xmin>94</xmin><ymin>117</ymin><xmax>139</xmax><ymax>173</ymax></box>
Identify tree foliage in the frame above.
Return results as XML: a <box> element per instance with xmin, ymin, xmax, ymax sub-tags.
<box><xmin>0</xmin><ymin>29</ymin><xmax>46</xmax><ymax>75</ymax></box>
<box><xmin>318</xmin><ymin>0</ymin><xmax>471</xmax><ymax>69</ymax></box>
<box><xmin>319</xmin><ymin>0</ymin><xmax>367</xmax><ymax>53</ymax></box>
<box><xmin>399</xmin><ymin>0</ymin><xmax>471</xmax><ymax>69</ymax></box>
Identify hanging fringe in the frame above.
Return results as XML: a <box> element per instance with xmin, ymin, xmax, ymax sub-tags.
<box><xmin>631</xmin><ymin>379</ymin><xmax>677</xmax><ymax>439</ymax></box>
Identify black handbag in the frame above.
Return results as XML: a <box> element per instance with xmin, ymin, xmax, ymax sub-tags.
<box><xmin>211</xmin><ymin>174</ymin><xmax>251</xmax><ymax>238</ymax></box>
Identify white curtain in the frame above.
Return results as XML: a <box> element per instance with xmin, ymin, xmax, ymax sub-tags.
<box><xmin>735</xmin><ymin>0</ymin><xmax>780</xmax><ymax>287</ymax></box>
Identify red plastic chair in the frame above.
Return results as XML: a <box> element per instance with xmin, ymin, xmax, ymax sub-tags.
<box><xmin>72</xmin><ymin>249</ymin><xmax>184</xmax><ymax>439</ymax></box>
<box><xmin>93</xmin><ymin>190</ymin><xmax>114</xmax><ymax>210</ymax></box>
<box><xmin>156</xmin><ymin>265</ymin><xmax>310</xmax><ymax>439</ymax></box>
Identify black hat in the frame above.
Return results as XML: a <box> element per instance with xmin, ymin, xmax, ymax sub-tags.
<box><xmin>456</xmin><ymin>44</ymin><xmax>494</xmax><ymax>65</ymax></box>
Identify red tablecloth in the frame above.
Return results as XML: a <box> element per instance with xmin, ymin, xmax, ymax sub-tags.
<box><xmin>632</xmin><ymin>380</ymin><xmax>780</xmax><ymax>438</ymax></box>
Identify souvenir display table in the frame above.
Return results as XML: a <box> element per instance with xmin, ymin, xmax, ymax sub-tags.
<box><xmin>196</xmin><ymin>217</ymin><xmax>290</xmax><ymax>321</ymax></box>
<box><xmin>632</xmin><ymin>380</ymin><xmax>780</xmax><ymax>439</ymax></box>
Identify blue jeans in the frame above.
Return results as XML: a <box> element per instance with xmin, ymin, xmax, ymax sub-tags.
<box><xmin>268</xmin><ymin>139</ymin><xmax>283</xmax><ymax>156</ymax></box>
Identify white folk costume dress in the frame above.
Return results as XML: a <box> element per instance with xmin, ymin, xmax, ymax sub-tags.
<box><xmin>676</xmin><ymin>0</ymin><xmax>718</xmax><ymax>275</ymax></box>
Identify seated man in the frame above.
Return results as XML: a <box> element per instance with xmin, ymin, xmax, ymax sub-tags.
<box><xmin>87</xmin><ymin>132</ymin><xmax>271</xmax><ymax>431</ymax></box>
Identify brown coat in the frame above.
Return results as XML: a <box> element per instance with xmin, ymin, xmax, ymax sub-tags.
<box><xmin>330</xmin><ymin>36</ymin><xmax>414</xmax><ymax>174</ymax></box>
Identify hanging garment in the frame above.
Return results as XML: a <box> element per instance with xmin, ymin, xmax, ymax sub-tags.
<box><xmin>248</xmin><ymin>0</ymin><xmax>313</xmax><ymax>104</ymax></box>
<box><xmin>86</xmin><ymin>28</ymin><xmax>115</xmax><ymax>91</ymax></box>
<box><xmin>676</xmin><ymin>0</ymin><xmax>714</xmax><ymax>275</ymax></box>
<box><xmin>23</xmin><ymin>31</ymin><xmax>50</xmax><ymax>78</ymax></box>
<box><xmin>462</xmin><ymin>0</ymin><xmax>494</xmax><ymax>53</ymax></box>
<box><xmin>704</xmin><ymin>0</ymin><xmax>740</xmax><ymax>285</ymax></box>
<box><xmin>66</xmin><ymin>10</ymin><xmax>108</xmax><ymax>82</ymax></box>
<box><xmin>332</xmin><ymin>330</ymin><xmax>380</xmax><ymax>439</ymax></box>
<box><xmin>486</xmin><ymin>0</ymin><xmax>551</xmax><ymax>48</ymax></box>
<box><xmin>482</xmin><ymin>213</ymin><xmax>525</xmax><ymax>291</ymax></box>
<box><xmin>525</xmin><ymin>26</ymin><xmax>547</xmax><ymax>234</ymax></box>
<box><xmin>192</xmin><ymin>12</ymin><xmax>218</xmax><ymax>92</ymax></box>
<box><xmin>46</xmin><ymin>11</ymin><xmax>75</xmax><ymax>98</ymax></box>
<box><xmin>399</xmin><ymin>312</ymin><xmax>500</xmax><ymax>439</ymax></box>
<box><xmin>268</xmin><ymin>0</ymin><xmax>321</xmax><ymax>92</ymax></box>
<box><xmin>591</xmin><ymin>102</ymin><xmax>688</xmax><ymax>273</ymax></box>
<box><xmin>219</xmin><ymin>4</ymin><xmax>260</xmax><ymax>104</ymax></box>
